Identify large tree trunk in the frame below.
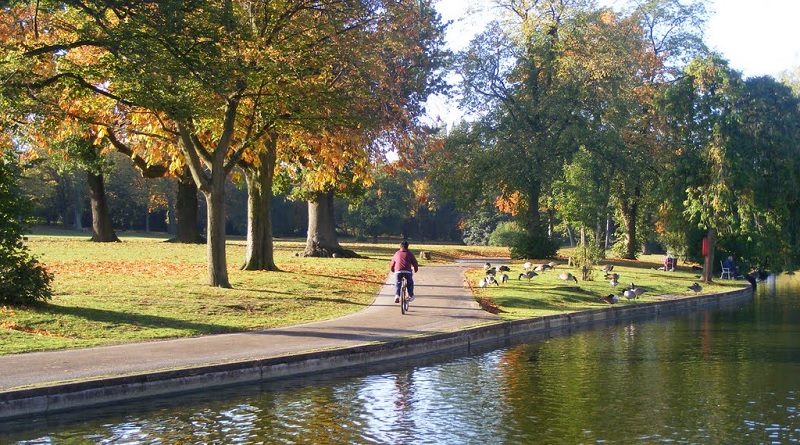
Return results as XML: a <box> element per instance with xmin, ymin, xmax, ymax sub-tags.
<box><xmin>71</xmin><ymin>170</ymin><xmax>83</xmax><ymax>231</ymax></box>
<box><xmin>242</xmin><ymin>150</ymin><xmax>278</xmax><ymax>271</ymax></box>
<box><xmin>619</xmin><ymin>199</ymin><xmax>638</xmax><ymax>259</ymax></box>
<box><xmin>703</xmin><ymin>227</ymin><xmax>717</xmax><ymax>283</ymax></box>
<box><xmin>173</xmin><ymin>175</ymin><xmax>203</xmax><ymax>243</ymax></box>
<box><xmin>166</xmin><ymin>191</ymin><xmax>176</xmax><ymax>235</ymax></box>
<box><xmin>203</xmin><ymin>176</ymin><xmax>230</xmax><ymax>287</ymax></box>
<box><xmin>87</xmin><ymin>171</ymin><xmax>119</xmax><ymax>242</ymax></box>
<box><xmin>299</xmin><ymin>190</ymin><xmax>359</xmax><ymax>258</ymax></box>
<box><xmin>175</xmin><ymin>101</ymin><xmax>239</xmax><ymax>288</ymax></box>
<box><xmin>524</xmin><ymin>180</ymin><xmax>542</xmax><ymax>234</ymax></box>
<box><xmin>547</xmin><ymin>208</ymin><xmax>555</xmax><ymax>241</ymax></box>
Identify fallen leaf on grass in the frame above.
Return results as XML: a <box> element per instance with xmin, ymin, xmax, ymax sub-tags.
<box><xmin>476</xmin><ymin>297</ymin><xmax>506</xmax><ymax>314</ymax></box>
<box><xmin>1</xmin><ymin>320</ymin><xmax>74</xmax><ymax>338</ymax></box>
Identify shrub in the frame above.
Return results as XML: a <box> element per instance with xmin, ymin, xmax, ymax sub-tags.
<box><xmin>0</xmin><ymin>249</ymin><xmax>53</xmax><ymax>305</ymax></box>
<box><xmin>570</xmin><ymin>241</ymin><xmax>605</xmax><ymax>280</ymax></box>
<box><xmin>489</xmin><ymin>221</ymin><xmax>524</xmax><ymax>247</ymax></box>
<box><xmin>509</xmin><ymin>233</ymin><xmax>559</xmax><ymax>260</ymax></box>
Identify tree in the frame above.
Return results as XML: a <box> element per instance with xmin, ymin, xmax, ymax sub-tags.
<box><xmin>596</xmin><ymin>0</ymin><xmax>708</xmax><ymax>259</ymax></box>
<box><xmin>0</xmin><ymin>150</ymin><xmax>53</xmax><ymax>305</ymax></box>
<box><xmin>446</xmin><ymin>2</ymin><xmax>653</xmax><ymax>243</ymax></box>
<box><xmin>107</xmin><ymin>133</ymin><xmax>203</xmax><ymax>242</ymax></box>
<box><xmin>17</xmin><ymin>147</ymin><xmax>84</xmax><ymax>228</ymax></box>
<box><xmin>54</xmin><ymin>132</ymin><xmax>120</xmax><ymax>242</ymax></box>
<box><xmin>553</xmin><ymin>147</ymin><xmax>611</xmax><ymax>250</ymax></box>
<box><xmin>727</xmin><ymin>76</ymin><xmax>800</xmax><ymax>271</ymax></box>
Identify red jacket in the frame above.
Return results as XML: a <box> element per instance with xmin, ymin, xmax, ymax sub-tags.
<box><xmin>390</xmin><ymin>248</ymin><xmax>418</xmax><ymax>273</ymax></box>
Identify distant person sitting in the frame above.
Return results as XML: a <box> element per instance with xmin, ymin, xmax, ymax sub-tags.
<box><xmin>663</xmin><ymin>255</ymin><xmax>677</xmax><ymax>272</ymax></box>
<box><xmin>722</xmin><ymin>255</ymin><xmax>737</xmax><ymax>278</ymax></box>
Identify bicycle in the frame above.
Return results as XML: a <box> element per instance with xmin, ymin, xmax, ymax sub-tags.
<box><xmin>398</xmin><ymin>273</ymin><xmax>410</xmax><ymax>315</ymax></box>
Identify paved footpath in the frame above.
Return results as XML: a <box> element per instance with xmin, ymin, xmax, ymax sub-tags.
<box><xmin>0</xmin><ymin>258</ymin><xmax>501</xmax><ymax>392</ymax></box>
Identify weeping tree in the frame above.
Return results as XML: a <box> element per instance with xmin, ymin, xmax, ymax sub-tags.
<box><xmin>662</xmin><ymin>58</ymin><xmax>800</xmax><ymax>278</ymax></box>
<box><xmin>662</xmin><ymin>56</ymin><xmax>751</xmax><ymax>281</ymax></box>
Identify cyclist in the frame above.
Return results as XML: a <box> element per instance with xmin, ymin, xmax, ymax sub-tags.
<box><xmin>390</xmin><ymin>241</ymin><xmax>419</xmax><ymax>303</ymax></box>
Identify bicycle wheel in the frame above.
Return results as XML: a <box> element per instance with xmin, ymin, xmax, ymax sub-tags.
<box><xmin>400</xmin><ymin>276</ymin><xmax>409</xmax><ymax>314</ymax></box>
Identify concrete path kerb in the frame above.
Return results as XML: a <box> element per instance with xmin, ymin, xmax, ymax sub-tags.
<box><xmin>0</xmin><ymin>258</ymin><xmax>501</xmax><ymax>393</ymax></box>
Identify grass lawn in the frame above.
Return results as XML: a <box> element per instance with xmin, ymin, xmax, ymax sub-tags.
<box><xmin>2</xmin><ymin>228</ymin><xmax>749</xmax><ymax>355</ymax></box>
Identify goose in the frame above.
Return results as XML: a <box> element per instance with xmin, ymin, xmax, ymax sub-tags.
<box><xmin>602</xmin><ymin>294</ymin><xmax>619</xmax><ymax>304</ymax></box>
<box><xmin>498</xmin><ymin>265</ymin><xmax>511</xmax><ymax>272</ymax></box>
<box><xmin>547</xmin><ymin>261</ymin><xmax>558</xmax><ymax>269</ymax></box>
<box><xmin>534</xmin><ymin>264</ymin><xmax>545</xmax><ymax>272</ymax></box>
<box><xmin>607</xmin><ymin>273</ymin><xmax>619</xmax><ymax>287</ymax></box>
<box><xmin>500</xmin><ymin>273</ymin><xmax>509</xmax><ymax>283</ymax></box>
<box><xmin>688</xmin><ymin>282</ymin><xmax>702</xmax><ymax>293</ymax></box>
<box><xmin>518</xmin><ymin>270</ymin><xmax>538</xmax><ymax>281</ymax></box>
<box><xmin>478</xmin><ymin>276</ymin><xmax>499</xmax><ymax>287</ymax></box>
<box><xmin>601</xmin><ymin>264</ymin><xmax>614</xmax><ymax>273</ymax></box>
<box><xmin>484</xmin><ymin>262</ymin><xmax>492</xmax><ymax>270</ymax></box>
<box><xmin>485</xmin><ymin>267</ymin><xmax>497</xmax><ymax>276</ymax></box>
<box><xmin>558</xmin><ymin>272</ymin><xmax>578</xmax><ymax>284</ymax></box>
<box><xmin>627</xmin><ymin>283</ymin><xmax>646</xmax><ymax>299</ymax></box>
<box><xmin>523</xmin><ymin>262</ymin><xmax>532</xmax><ymax>271</ymax></box>
<box><xmin>623</xmin><ymin>288</ymin><xmax>637</xmax><ymax>301</ymax></box>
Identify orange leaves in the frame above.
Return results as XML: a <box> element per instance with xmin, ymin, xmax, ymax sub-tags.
<box><xmin>0</xmin><ymin>307</ymin><xmax>68</xmax><ymax>338</ymax></box>
<box><xmin>495</xmin><ymin>190</ymin><xmax>521</xmax><ymax>216</ymax></box>
<box><xmin>1</xmin><ymin>320</ymin><xmax>70</xmax><ymax>338</ymax></box>
<box><xmin>49</xmin><ymin>260</ymin><xmax>204</xmax><ymax>277</ymax></box>
<box><xmin>278</xmin><ymin>126</ymin><xmax>375</xmax><ymax>192</ymax></box>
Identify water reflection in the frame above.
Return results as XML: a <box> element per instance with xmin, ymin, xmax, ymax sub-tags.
<box><xmin>4</xmin><ymin>276</ymin><xmax>799</xmax><ymax>444</ymax></box>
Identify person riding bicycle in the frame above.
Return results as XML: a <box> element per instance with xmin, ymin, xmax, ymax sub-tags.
<box><xmin>390</xmin><ymin>241</ymin><xmax>419</xmax><ymax>303</ymax></box>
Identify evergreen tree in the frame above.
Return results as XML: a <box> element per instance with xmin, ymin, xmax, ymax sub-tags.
<box><xmin>0</xmin><ymin>151</ymin><xmax>53</xmax><ymax>305</ymax></box>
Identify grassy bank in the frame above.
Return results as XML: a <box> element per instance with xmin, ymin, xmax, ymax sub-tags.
<box><xmin>2</xmin><ymin>229</ymin><xmax>746</xmax><ymax>355</ymax></box>
<box><xmin>466</xmin><ymin>254</ymin><xmax>747</xmax><ymax>319</ymax></box>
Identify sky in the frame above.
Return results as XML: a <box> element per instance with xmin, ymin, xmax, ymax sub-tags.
<box><xmin>435</xmin><ymin>0</ymin><xmax>800</xmax><ymax>78</ymax></box>
<box><xmin>428</xmin><ymin>0</ymin><xmax>800</xmax><ymax>123</ymax></box>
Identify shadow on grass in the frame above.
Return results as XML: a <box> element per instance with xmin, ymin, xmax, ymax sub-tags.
<box><xmin>491</xmin><ymin>284</ymin><xmax>611</xmax><ymax>312</ymax></box>
<box><xmin>224</xmin><ymin>292</ymin><xmax>372</xmax><ymax>307</ymax></box>
<box><xmin>38</xmin><ymin>305</ymin><xmax>239</xmax><ymax>334</ymax></box>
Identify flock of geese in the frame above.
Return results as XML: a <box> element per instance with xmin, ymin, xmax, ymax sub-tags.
<box><xmin>479</xmin><ymin>261</ymin><xmax>579</xmax><ymax>288</ymax></box>
<box><xmin>478</xmin><ymin>261</ymin><xmax>709</xmax><ymax>305</ymax></box>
